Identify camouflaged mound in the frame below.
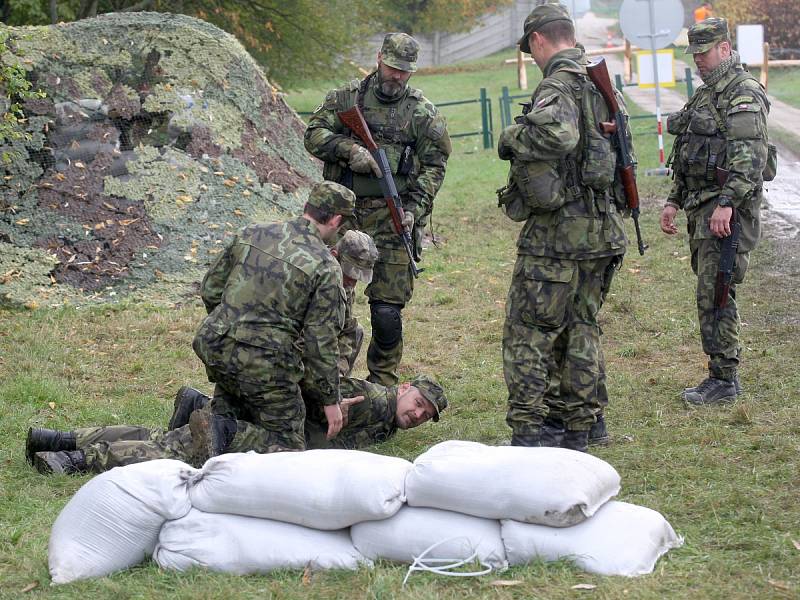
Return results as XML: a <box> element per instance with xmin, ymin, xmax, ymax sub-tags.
<box><xmin>0</xmin><ymin>12</ymin><xmax>320</xmax><ymax>308</ymax></box>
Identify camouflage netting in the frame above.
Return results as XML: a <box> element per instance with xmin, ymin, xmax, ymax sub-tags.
<box><xmin>0</xmin><ymin>12</ymin><xmax>320</xmax><ymax>308</ymax></box>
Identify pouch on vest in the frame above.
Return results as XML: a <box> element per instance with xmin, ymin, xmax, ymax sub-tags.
<box><xmin>512</xmin><ymin>159</ymin><xmax>566</xmax><ymax>213</ymax></box>
<box><xmin>497</xmin><ymin>177</ymin><xmax>531</xmax><ymax>222</ymax></box>
<box><xmin>579</xmin><ymin>85</ymin><xmax>617</xmax><ymax>191</ymax></box>
<box><xmin>762</xmin><ymin>142</ymin><xmax>777</xmax><ymax>182</ymax></box>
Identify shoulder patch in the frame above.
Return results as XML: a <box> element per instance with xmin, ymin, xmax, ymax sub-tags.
<box><xmin>731</xmin><ymin>95</ymin><xmax>754</xmax><ymax>106</ymax></box>
<box><xmin>535</xmin><ymin>94</ymin><xmax>559</xmax><ymax>109</ymax></box>
<box><xmin>427</xmin><ymin>115</ymin><xmax>446</xmax><ymax>140</ymax></box>
<box><xmin>322</xmin><ymin>90</ymin><xmax>338</xmax><ymax>110</ymax></box>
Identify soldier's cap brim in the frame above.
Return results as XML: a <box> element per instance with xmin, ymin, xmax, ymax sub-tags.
<box><xmin>518</xmin><ymin>16</ymin><xmax>572</xmax><ymax>54</ymax></box>
<box><xmin>382</xmin><ymin>57</ymin><xmax>417</xmax><ymax>73</ymax></box>
<box><xmin>685</xmin><ymin>40</ymin><xmax>720</xmax><ymax>54</ymax></box>
<box><xmin>340</xmin><ymin>257</ymin><xmax>373</xmax><ymax>284</ymax></box>
<box><xmin>417</xmin><ymin>389</ymin><xmax>442</xmax><ymax>422</ymax></box>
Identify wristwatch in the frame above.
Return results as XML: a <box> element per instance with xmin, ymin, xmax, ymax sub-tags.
<box><xmin>717</xmin><ymin>196</ymin><xmax>733</xmax><ymax>208</ymax></box>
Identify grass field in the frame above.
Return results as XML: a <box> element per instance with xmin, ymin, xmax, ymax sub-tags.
<box><xmin>1</xmin><ymin>54</ymin><xmax>799</xmax><ymax>599</ymax></box>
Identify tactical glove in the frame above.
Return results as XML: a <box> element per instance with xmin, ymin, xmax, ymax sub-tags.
<box><xmin>401</xmin><ymin>210</ymin><xmax>414</xmax><ymax>233</ymax></box>
<box><xmin>348</xmin><ymin>145</ymin><xmax>382</xmax><ymax>177</ymax></box>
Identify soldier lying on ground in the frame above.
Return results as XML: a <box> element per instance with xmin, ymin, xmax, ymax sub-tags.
<box><xmin>26</xmin><ymin>375</ymin><xmax>447</xmax><ymax>475</ymax></box>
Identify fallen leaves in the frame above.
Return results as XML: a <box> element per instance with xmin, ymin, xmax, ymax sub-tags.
<box><xmin>571</xmin><ymin>583</ymin><xmax>597</xmax><ymax>590</ymax></box>
<box><xmin>490</xmin><ymin>579</ymin><xmax>523</xmax><ymax>587</ymax></box>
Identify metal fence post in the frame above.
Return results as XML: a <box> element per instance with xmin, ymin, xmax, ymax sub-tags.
<box><xmin>614</xmin><ymin>73</ymin><xmax>624</xmax><ymax>92</ymax></box>
<box><xmin>685</xmin><ymin>67</ymin><xmax>694</xmax><ymax>98</ymax></box>
<box><xmin>500</xmin><ymin>86</ymin><xmax>510</xmax><ymax>129</ymax></box>
<box><xmin>480</xmin><ymin>88</ymin><xmax>491</xmax><ymax>149</ymax></box>
<box><xmin>487</xmin><ymin>98</ymin><xmax>494</xmax><ymax>148</ymax></box>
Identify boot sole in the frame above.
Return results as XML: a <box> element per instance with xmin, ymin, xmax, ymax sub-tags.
<box><xmin>33</xmin><ymin>452</ymin><xmax>59</xmax><ymax>475</ymax></box>
<box><xmin>189</xmin><ymin>410</ymin><xmax>214</xmax><ymax>466</ymax></box>
<box><xmin>169</xmin><ymin>386</ymin><xmax>192</xmax><ymax>431</ymax></box>
<box><xmin>684</xmin><ymin>394</ymin><xmax>737</xmax><ymax>406</ymax></box>
<box><xmin>25</xmin><ymin>427</ymin><xmax>36</xmax><ymax>465</ymax></box>
<box><xmin>588</xmin><ymin>435</ymin><xmax>610</xmax><ymax>446</ymax></box>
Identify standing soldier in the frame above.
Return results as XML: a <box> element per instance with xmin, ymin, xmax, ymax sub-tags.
<box><xmin>304</xmin><ymin>33</ymin><xmax>451</xmax><ymax>386</ymax></box>
<box><xmin>497</xmin><ymin>3</ymin><xmax>630</xmax><ymax>451</ymax></box>
<box><xmin>661</xmin><ymin>18</ymin><xmax>772</xmax><ymax>405</ymax></box>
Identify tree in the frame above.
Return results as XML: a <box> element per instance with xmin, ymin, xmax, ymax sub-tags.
<box><xmin>379</xmin><ymin>0</ymin><xmax>513</xmax><ymax>35</ymax></box>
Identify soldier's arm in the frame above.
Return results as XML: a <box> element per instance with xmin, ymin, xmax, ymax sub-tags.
<box><xmin>199</xmin><ymin>234</ymin><xmax>240</xmax><ymax>313</ymax></box>
<box><xmin>498</xmin><ymin>82</ymin><xmax>581</xmax><ymax>162</ymax></box>
<box><xmin>304</xmin><ymin>89</ymin><xmax>358</xmax><ymax>164</ymax></box>
<box><xmin>721</xmin><ymin>84</ymin><xmax>770</xmax><ymax>208</ymax></box>
<box><xmin>301</xmin><ymin>264</ymin><xmax>347</xmax><ymax>407</ymax></box>
<box><xmin>406</xmin><ymin>106</ymin><xmax>452</xmax><ymax>218</ymax></box>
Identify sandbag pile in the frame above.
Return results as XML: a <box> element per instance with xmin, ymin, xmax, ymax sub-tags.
<box><xmin>48</xmin><ymin>441</ymin><xmax>682</xmax><ymax>584</ymax></box>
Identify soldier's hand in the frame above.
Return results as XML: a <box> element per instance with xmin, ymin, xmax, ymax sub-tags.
<box><xmin>709</xmin><ymin>205</ymin><xmax>733</xmax><ymax>238</ymax></box>
<box><xmin>323</xmin><ymin>403</ymin><xmax>344</xmax><ymax>440</ymax></box>
<box><xmin>401</xmin><ymin>210</ymin><xmax>414</xmax><ymax>233</ymax></box>
<box><xmin>340</xmin><ymin>395</ymin><xmax>366</xmax><ymax>428</ymax></box>
<box><xmin>348</xmin><ymin>145</ymin><xmax>382</xmax><ymax>178</ymax></box>
<box><xmin>660</xmin><ymin>204</ymin><xmax>679</xmax><ymax>235</ymax></box>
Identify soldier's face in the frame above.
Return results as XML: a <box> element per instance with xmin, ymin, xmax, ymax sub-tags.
<box><xmin>342</xmin><ymin>274</ymin><xmax>357</xmax><ymax>289</ymax></box>
<box><xmin>693</xmin><ymin>41</ymin><xmax>731</xmax><ymax>77</ymax></box>
<box><xmin>395</xmin><ymin>384</ymin><xmax>436</xmax><ymax>429</ymax></box>
<box><xmin>377</xmin><ymin>59</ymin><xmax>412</xmax><ymax>97</ymax></box>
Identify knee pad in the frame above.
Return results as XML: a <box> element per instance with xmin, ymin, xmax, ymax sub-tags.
<box><xmin>370</xmin><ymin>303</ymin><xmax>402</xmax><ymax>349</ymax></box>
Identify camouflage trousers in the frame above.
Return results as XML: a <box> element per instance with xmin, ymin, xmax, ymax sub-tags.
<box><xmin>338</xmin><ymin>316</ymin><xmax>364</xmax><ymax>377</ymax></box>
<box><xmin>690</xmin><ymin>236</ymin><xmax>749</xmax><ymax>381</ymax></box>
<box><xmin>77</xmin><ymin>425</ymin><xmax>193</xmax><ymax>472</ymax></box>
<box><xmin>503</xmin><ymin>254</ymin><xmax>620</xmax><ymax>433</ymax></box>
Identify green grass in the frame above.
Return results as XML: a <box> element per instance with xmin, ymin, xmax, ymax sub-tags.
<box><xmin>751</xmin><ymin>66</ymin><xmax>800</xmax><ymax>109</ymax></box>
<box><xmin>1</xmin><ymin>59</ymin><xmax>799</xmax><ymax>599</ymax></box>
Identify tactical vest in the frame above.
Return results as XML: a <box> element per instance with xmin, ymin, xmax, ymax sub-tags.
<box><xmin>667</xmin><ymin>67</ymin><xmax>775</xmax><ymax>207</ymax></box>
<box><xmin>516</xmin><ymin>60</ymin><xmax>627</xmax><ymax>259</ymax></box>
<box><xmin>323</xmin><ymin>76</ymin><xmax>423</xmax><ymax>198</ymax></box>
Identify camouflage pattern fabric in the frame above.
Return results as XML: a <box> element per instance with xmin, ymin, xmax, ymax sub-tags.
<box><xmin>193</xmin><ymin>216</ymin><xmax>345</xmax><ymax>450</ymax></box>
<box><xmin>380</xmin><ymin>33</ymin><xmax>420</xmax><ymax>73</ymax></box>
<box><xmin>338</xmin><ymin>286</ymin><xmax>365</xmax><ymax>376</ymax></box>
<box><xmin>76</xmin><ymin>425</ymin><xmax>194</xmax><ymax>471</ymax></box>
<box><xmin>504</xmin><ymin>255</ymin><xmax>619</xmax><ymax>432</ymax></box>
<box><xmin>686</xmin><ymin>17</ymin><xmax>730</xmax><ymax>54</ymax></box>
<box><xmin>666</xmin><ymin>55</ymin><xmax>769</xmax><ymax>381</ymax></box>
<box><xmin>499</xmin><ymin>46</ymin><xmax>628</xmax><ymax>435</ymax></box>
<box><xmin>304</xmin><ymin>70</ymin><xmax>451</xmax><ymax>384</ymax></box>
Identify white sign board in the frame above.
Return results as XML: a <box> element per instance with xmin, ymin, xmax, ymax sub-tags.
<box><xmin>561</xmin><ymin>0</ymin><xmax>591</xmax><ymax>18</ymax></box>
<box><xmin>737</xmin><ymin>24</ymin><xmax>764</xmax><ymax>66</ymax></box>
<box><xmin>636</xmin><ymin>50</ymin><xmax>675</xmax><ymax>87</ymax></box>
<box><xmin>620</xmin><ymin>0</ymin><xmax>683</xmax><ymax>50</ymax></box>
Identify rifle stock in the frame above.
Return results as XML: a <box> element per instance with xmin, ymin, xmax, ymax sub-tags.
<box><xmin>586</xmin><ymin>57</ymin><xmax>647</xmax><ymax>255</ymax></box>
<box><xmin>337</xmin><ymin>106</ymin><xmax>421</xmax><ymax>278</ymax></box>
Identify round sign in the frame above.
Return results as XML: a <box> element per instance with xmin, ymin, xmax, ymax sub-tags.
<box><xmin>619</xmin><ymin>0</ymin><xmax>684</xmax><ymax>50</ymax></box>
<box><xmin>561</xmin><ymin>0</ymin><xmax>591</xmax><ymax>19</ymax></box>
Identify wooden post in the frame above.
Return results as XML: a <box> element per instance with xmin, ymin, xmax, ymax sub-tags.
<box><xmin>761</xmin><ymin>42</ymin><xmax>769</xmax><ymax>91</ymax></box>
<box><xmin>624</xmin><ymin>39</ymin><xmax>632</xmax><ymax>84</ymax></box>
<box><xmin>517</xmin><ymin>48</ymin><xmax>528</xmax><ymax>90</ymax></box>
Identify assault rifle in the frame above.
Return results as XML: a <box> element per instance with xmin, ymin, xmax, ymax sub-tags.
<box><xmin>713</xmin><ymin>167</ymin><xmax>741</xmax><ymax>323</ymax></box>
<box><xmin>586</xmin><ymin>57</ymin><xmax>647</xmax><ymax>255</ymax></box>
<box><xmin>337</xmin><ymin>105</ymin><xmax>422</xmax><ymax>278</ymax></box>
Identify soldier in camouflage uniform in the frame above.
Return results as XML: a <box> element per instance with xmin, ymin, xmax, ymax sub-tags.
<box><xmin>497</xmin><ymin>3</ymin><xmax>630</xmax><ymax>452</ymax></box>
<box><xmin>304</xmin><ymin>33</ymin><xmax>452</xmax><ymax>386</ymax></box>
<box><xmin>25</xmin><ymin>375</ymin><xmax>447</xmax><ymax>474</ymax></box>
<box><xmin>661</xmin><ymin>18</ymin><xmax>771</xmax><ymax>405</ymax></box>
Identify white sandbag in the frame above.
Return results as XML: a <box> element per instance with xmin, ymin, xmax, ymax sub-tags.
<box><xmin>188</xmin><ymin>450</ymin><xmax>411</xmax><ymax>529</ymax></box>
<box><xmin>48</xmin><ymin>459</ymin><xmax>195</xmax><ymax>584</ymax></box>
<box><xmin>405</xmin><ymin>440</ymin><xmax>620</xmax><ymax>527</ymax></box>
<box><xmin>154</xmin><ymin>509</ymin><xmax>371</xmax><ymax>573</ymax></box>
<box><xmin>351</xmin><ymin>506</ymin><xmax>507</xmax><ymax>570</ymax></box>
<box><xmin>501</xmin><ymin>501</ymin><xmax>684</xmax><ymax>576</ymax></box>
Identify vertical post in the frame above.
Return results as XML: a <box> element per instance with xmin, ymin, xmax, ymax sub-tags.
<box><xmin>517</xmin><ymin>48</ymin><xmax>528</xmax><ymax>90</ymax></box>
<box><xmin>761</xmin><ymin>42</ymin><xmax>769</xmax><ymax>91</ymax></box>
<box><xmin>480</xmin><ymin>88</ymin><xmax>491</xmax><ymax>150</ymax></box>
<box><xmin>685</xmin><ymin>67</ymin><xmax>694</xmax><ymax>98</ymax></box>
<box><xmin>488</xmin><ymin>98</ymin><xmax>495</xmax><ymax>148</ymax></box>
<box><xmin>624</xmin><ymin>39</ymin><xmax>633</xmax><ymax>83</ymax></box>
<box><xmin>500</xmin><ymin>86</ymin><xmax>510</xmax><ymax>129</ymax></box>
<box><xmin>433</xmin><ymin>31</ymin><xmax>441</xmax><ymax>66</ymax></box>
<box><xmin>615</xmin><ymin>73</ymin><xmax>624</xmax><ymax>92</ymax></box>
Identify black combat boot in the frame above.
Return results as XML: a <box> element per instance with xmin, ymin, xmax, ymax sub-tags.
<box><xmin>510</xmin><ymin>432</ymin><xmax>543</xmax><ymax>447</ymax></box>
<box><xmin>33</xmin><ymin>450</ymin><xmax>88</xmax><ymax>475</ymax></box>
<box><xmin>588</xmin><ymin>414</ymin><xmax>610</xmax><ymax>446</ymax></box>
<box><xmin>168</xmin><ymin>386</ymin><xmax>211</xmax><ymax>430</ymax></box>
<box><xmin>540</xmin><ymin>418</ymin><xmax>565</xmax><ymax>447</ymax></box>
<box><xmin>562</xmin><ymin>429</ymin><xmax>590</xmax><ymax>453</ymax></box>
<box><xmin>26</xmin><ymin>428</ymin><xmax>76</xmax><ymax>465</ymax></box>
<box><xmin>682</xmin><ymin>377</ymin><xmax>737</xmax><ymax>405</ymax></box>
<box><xmin>189</xmin><ymin>410</ymin><xmax>237</xmax><ymax>465</ymax></box>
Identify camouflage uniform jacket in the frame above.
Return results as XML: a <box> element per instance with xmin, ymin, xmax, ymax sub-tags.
<box><xmin>497</xmin><ymin>47</ymin><xmax>627</xmax><ymax>260</ymax></box>
<box><xmin>666</xmin><ymin>60</ymin><xmax>770</xmax><ymax>252</ymax></box>
<box><xmin>195</xmin><ymin>217</ymin><xmax>345</xmax><ymax>406</ymax></box>
<box><xmin>304</xmin><ymin>74</ymin><xmax>451</xmax><ymax>250</ymax></box>
<box><xmin>304</xmin><ymin>377</ymin><xmax>397</xmax><ymax>449</ymax></box>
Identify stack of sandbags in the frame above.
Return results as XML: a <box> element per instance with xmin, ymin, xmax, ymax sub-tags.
<box><xmin>351</xmin><ymin>441</ymin><xmax>681</xmax><ymax>577</ymax></box>
<box><xmin>153</xmin><ymin>450</ymin><xmax>412</xmax><ymax>574</ymax></box>
<box><xmin>48</xmin><ymin>459</ymin><xmax>195</xmax><ymax>584</ymax></box>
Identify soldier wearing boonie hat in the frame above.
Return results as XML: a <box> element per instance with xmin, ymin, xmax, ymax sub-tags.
<box><xmin>661</xmin><ymin>16</ymin><xmax>772</xmax><ymax>406</ymax></box>
<box><xmin>335</xmin><ymin>230</ymin><xmax>378</xmax><ymax>284</ymax></box>
<box><xmin>306</xmin><ymin>180</ymin><xmax>355</xmax><ymax>217</ymax></box>
<box><xmin>305</xmin><ymin>26</ymin><xmax>451</xmax><ymax>389</ymax></box>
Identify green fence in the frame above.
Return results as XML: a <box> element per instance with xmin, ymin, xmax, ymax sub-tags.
<box><xmin>297</xmin><ymin>88</ymin><xmax>495</xmax><ymax>150</ymax></box>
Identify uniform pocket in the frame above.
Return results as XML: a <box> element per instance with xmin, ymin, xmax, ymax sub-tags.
<box><xmin>508</xmin><ymin>259</ymin><xmax>575</xmax><ymax>328</ymax></box>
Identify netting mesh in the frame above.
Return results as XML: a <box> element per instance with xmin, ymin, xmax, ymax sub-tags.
<box><xmin>0</xmin><ymin>12</ymin><xmax>320</xmax><ymax>308</ymax></box>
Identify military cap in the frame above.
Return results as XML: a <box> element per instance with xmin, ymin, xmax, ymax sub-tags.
<box><xmin>518</xmin><ymin>2</ymin><xmax>573</xmax><ymax>54</ymax></box>
<box><xmin>410</xmin><ymin>375</ymin><xmax>447</xmax><ymax>422</ymax></box>
<box><xmin>380</xmin><ymin>33</ymin><xmax>419</xmax><ymax>73</ymax></box>
<box><xmin>335</xmin><ymin>230</ymin><xmax>378</xmax><ymax>284</ymax></box>
<box><xmin>306</xmin><ymin>181</ymin><xmax>355</xmax><ymax>217</ymax></box>
<box><xmin>686</xmin><ymin>17</ymin><xmax>729</xmax><ymax>54</ymax></box>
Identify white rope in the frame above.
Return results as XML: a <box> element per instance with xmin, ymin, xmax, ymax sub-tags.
<box><xmin>401</xmin><ymin>537</ymin><xmax>494</xmax><ymax>586</ymax></box>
